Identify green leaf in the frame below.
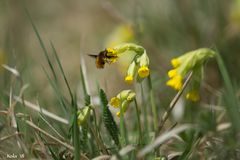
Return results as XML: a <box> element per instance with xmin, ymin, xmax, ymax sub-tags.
<box><xmin>99</xmin><ymin>89</ymin><xmax>120</xmax><ymax>147</ymax></box>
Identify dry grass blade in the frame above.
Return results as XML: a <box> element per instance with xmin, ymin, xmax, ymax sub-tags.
<box><xmin>158</xmin><ymin>71</ymin><xmax>193</xmax><ymax>134</ymax></box>
<box><xmin>0</xmin><ymin>132</ymin><xmax>22</xmax><ymax>142</ymax></box>
<box><xmin>137</xmin><ymin>124</ymin><xmax>193</xmax><ymax>158</ymax></box>
<box><xmin>92</xmin><ymin>155</ymin><xmax>111</xmax><ymax>160</ymax></box>
<box><xmin>39</xmin><ymin>114</ymin><xmax>65</xmax><ymax>140</ymax></box>
<box><xmin>25</xmin><ymin>120</ymin><xmax>74</xmax><ymax>151</ymax></box>
<box><xmin>2</xmin><ymin>64</ymin><xmax>20</xmax><ymax>77</ymax></box>
<box><xmin>93</xmin><ymin>145</ymin><xmax>136</xmax><ymax>160</ymax></box>
<box><xmin>111</xmin><ymin>145</ymin><xmax>135</xmax><ymax>160</ymax></box>
<box><xmin>14</xmin><ymin>96</ymin><xmax>69</xmax><ymax>125</ymax></box>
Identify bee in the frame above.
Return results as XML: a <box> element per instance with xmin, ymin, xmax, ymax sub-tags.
<box><xmin>88</xmin><ymin>49</ymin><xmax>118</xmax><ymax>68</ymax></box>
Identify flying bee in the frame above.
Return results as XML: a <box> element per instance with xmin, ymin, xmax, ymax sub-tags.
<box><xmin>88</xmin><ymin>49</ymin><xmax>118</xmax><ymax>68</ymax></box>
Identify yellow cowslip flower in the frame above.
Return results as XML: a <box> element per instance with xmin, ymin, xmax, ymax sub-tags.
<box><xmin>116</xmin><ymin>111</ymin><xmax>121</xmax><ymax>117</ymax></box>
<box><xmin>115</xmin><ymin>100</ymin><xmax>129</xmax><ymax>117</ymax></box>
<box><xmin>166</xmin><ymin>75</ymin><xmax>183</xmax><ymax>91</ymax></box>
<box><xmin>105</xmin><ymin>48</ymin><xmax>118</xmax><ymax>64</ymax></box>
<box><xmin>137</xmin><ymin>51</ymin><xmax>150</xmax><ymax>79</ymax></box>
<box><xmin>125</xmin><ymin>75</ymin><xmax>134</xmax><ymax>84</ymax></box>
<box><xmin>125</xmin><ymin>59</ymin><xmax>137</xmax><ymax>84</ymax></box>
<box><xmin>110</xmin><ymin>97</ymin><xmax>120</xmax><ymax>108</ymax></box>
<box><xmin>93</xmin><ymin>43</ymin><xmax>150</xmax><ymax>83</ymax></box>
<box><xmin>168</xmin><ymin>69</ymin><xmax>178</xmax><ymax>78</ymax></box>
<box><xmin>110</xmin><ymin>90</ymin><xmax>136</xmax><ymax>117</ymax></box>
<box><xmin>106</xmin><ymin>48</ymin><xmax>117</xmax><ymax>55</ymax></box>
<box><xmin>77</xmin><ymin>106</ymin><xmax>91</xmax><ymax>126</ymax></box>
<box><xmin>167</xmin><ymin>48</ymin><xmax>216</xmax><ymax>102</ymax></box>
<box><xmin>186</xmin><ymin>90</ymin><xmax>200</xmax><ymax>102</ymax></box>
<box><xmin>171</xmin><ymin>58</ymin><xmax>181</xmax><ymax>68</ymax></box>
<box><xmin>138</xmin><ymin>66</ymin><xmax>150</xmax><ymax>78</ymax></box>
<box><xmin>118</xmin><ymin>90</ymin><xmax>136</xmax><ymax>101</ymax></box>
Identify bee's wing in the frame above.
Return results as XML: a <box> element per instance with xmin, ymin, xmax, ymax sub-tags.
<box><xmin>88</xmin><ymin>54</ymin><xmax>98</xmax><ymax>58</ymax></box>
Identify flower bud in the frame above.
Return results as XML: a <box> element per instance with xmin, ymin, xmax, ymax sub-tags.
<box><xmin>77</xmin><ymin>106</ymin><xmax>91</xmax><ymax>126</ymax></box>
<box><xmin>110</xmin><ymin>90</ymin><xmax>136</xmax><ymax>117</ymax></box>
<box><xmin>125</xmin><ymin>60</ymin><xmax>137</xmax><ymax>84</ymax></box>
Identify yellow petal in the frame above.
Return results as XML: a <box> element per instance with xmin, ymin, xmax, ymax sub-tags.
<box><xmin>168</xmin><ymin>69</ymin><xmax>177</xmax><ymax>78</ymax></box>
<box><xmin>106</xmin><ymin>48</ymin><xmax>117</xmax><ymax>55</ymax></box>
<box><xmin>138</xmin><ymin>66</ymin><xmax>150</xmax><ymax>78</ymax></box>
<box><xmin>116</xmin><ymin>111</ymin><xmax>120</xmax><ymax>117</ymax></box>
<box><xmin>171</xmin><ymin>58</ymin><xmax>180</xmax><ymax>68</ymax></box>
<box><xmin>186</xmin><ymin>90</ymin><xmax>200</xmax><ymax>102</ymax></box>
<box><xmin>166</xmin><ymin>75</ymin><xmax>183</xmax><ymax>90</ymax></box>
<box><xmin>125</xmin><ymin>75</ymin><xmax>134</xmax><ymax>84</ymax></box>
<box><xmin>110</xmin><ymin>97</ymin><xmax>120</xmax><ymax>108</ymax></box>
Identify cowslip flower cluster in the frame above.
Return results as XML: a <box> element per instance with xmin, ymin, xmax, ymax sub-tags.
<box><xmin>77</xmin><ymin>106</ymin><xmax>91</xmax><ymax>126</ymax></box>
<box><xmin>166</xmin><ymin>48</ymin><xmax>216</xmax><ymax>101</ymax></box>
<box><xmin>124</xmin><ymin>51</ymin><xmax>150</xmax><ymax>84</ymax></box>
<box><xmin>103</xmin><ymin>43</ymin><xmax>150</xmax><ymax>84</ymax></box>
<box><xmin>109</xmin><ymin>90</ymin><xmax>136</xmax><ymax>117</ymax></box>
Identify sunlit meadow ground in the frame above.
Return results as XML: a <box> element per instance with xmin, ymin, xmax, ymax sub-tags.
<box><xmin>0</xmin><ymin>0</ymin><xmax>240</xmax><ymax>159</ymax></box>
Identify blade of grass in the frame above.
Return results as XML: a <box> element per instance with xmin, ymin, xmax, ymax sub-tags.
<box><xmin>50</xmin><ymin>42</ymin><xmax>73</xmax><ymax>103</ymax></box>
<box><xmin>25</xmin><ymin>8</ymin><xmax>73</xmax><ymax>119</ymax></box>
<box><xmin>88</xmin><ymin>121</ymin><xmax>109</xmax><ymax>155</ymax></box>
<box><xmin>41</xmin><ymin>66</ymin><xmax>68</xmax><ymax>112</ymax></box>
<box><xmin>39</xmin><ymin>134</ymin><xmax>59</xmax><ymax>160</ymax></box>
<box><xmin>72</xmin><ymin>94</ymin><xmax>80</xmax><ymax>160</ymax></box>
<box><xmin>24</xmin><ymin>8</ymin><xmax>57</xmax><ymax>82</ymax></box>
<box><xmin>216</xmin><ymin>52</ymin><xmax>240</xmax><ymax>133</ymax></box>
<box><xmin>13</xmin><ymin>95</ymin><xmax>68</xmax><ymax>124</ymax></box>
<box><xmin>39</xmin><ymin>113</ymin><xmax>65</xmax><ymax>140</ymax></box>
<box><xmin>90</xmin><ymin>106</ymin><xmax>109</xmax><ymax>155</ymax></box>
<box><xmin>99</xmin><ymin>89</ymin><xmax>120</xmax><ymax>148</ymax></box>
<box><xmin>25</xmin><ymin>120</ymin><xmax>74</xmax><ymax>151</ymax></box>
<box><xmin>80</xmin><ymin>63</ymin><xmax>88</xmax><ymax>97</ymax></box>
<box><xmin>25</xmin><ymin>8</ymin><xmax>70</xmax><ymax>114</ymax></box>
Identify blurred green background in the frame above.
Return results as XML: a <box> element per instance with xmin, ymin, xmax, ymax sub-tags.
<box><xmin>1</xmin><ymin>0</ymin><xmax>240</xmax><ymax>95</ymax></box>
<box><xmin>1</xmin><ymin>0</ymin><xmax>240</xmax><ymax>99</ymax></box>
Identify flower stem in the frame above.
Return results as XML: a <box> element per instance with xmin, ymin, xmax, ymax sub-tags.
<box><xmin>120</xmin><ymin>102</ymin><xmax>128</xmax><ymax>146</ymax></box>
<box><xmin>134</xmin><ymin>98</ymin><xmax>142</xmax><ymax>145</ymax></box>
<box><xmin>140</xmin><ymin>83</ymin><xmax>149</xmax><ymax>140</ymax></box>
<box><xmin>147</xmin><ymin>75</ymin><xmax>158</xmax><ymax>134</ymax></box>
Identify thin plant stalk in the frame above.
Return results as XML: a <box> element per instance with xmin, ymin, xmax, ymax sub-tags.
<box><xmin>72</xmin><ymin>95</ymin><xmax>80</xmax><ymax>160</ymax></box>
<box><xmin>134</xmin><ymin>98</ymin><xmax>142</xmax><ymax>146</ymax></box>
<box><xmin>119</xmin><ymin>101</ymin><xmax>128</xmax><ymax>146</ymax></box>
<box><xmin>25</xmin><ymin>120</ymin><xmax>74</xmax><ymax>151</ymax></box>
<box><xmin>158</xmin><ymin>71</ymin><xmax>193</xmax><ymax>134</ymax></box>
<box><xmin>90</xmin><ymin>107</ymin><xmax>109</xmax><ymax>154</ymax></box>
<box><xmin>88</xmin><ymin>123</ymin><xmax>109</xmax><ymax>155</ymax></box>
<box><xmin>140</xmin><ymin>83</ymin><xmax>148</xmax><ymax>141</ymax></box>
<box><xmin>147</xmin><ymin>75</ymin><xmax>158</xmax><ymax>134</ymax></box>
